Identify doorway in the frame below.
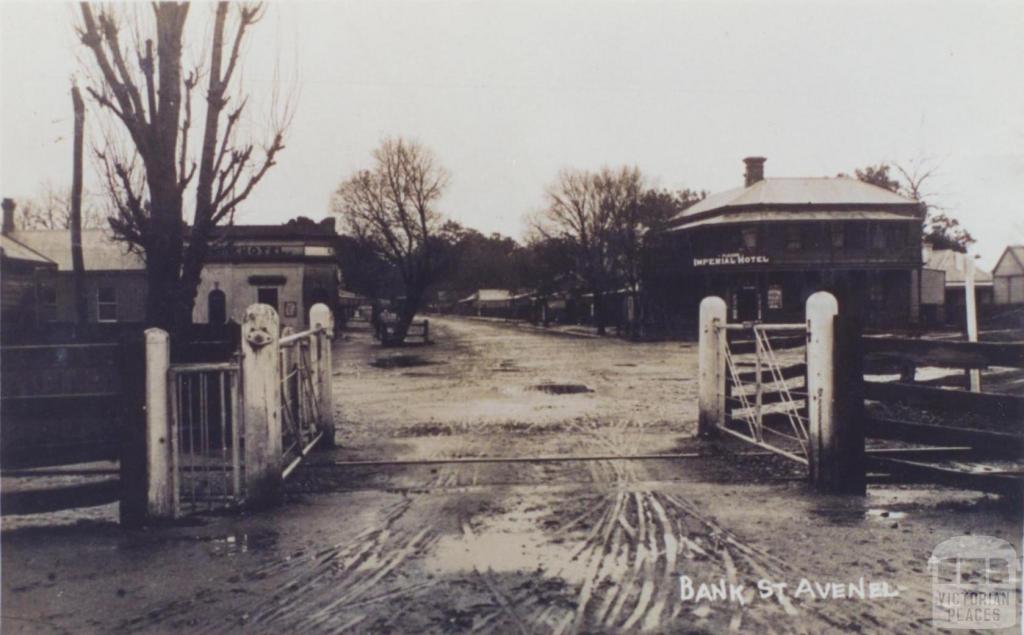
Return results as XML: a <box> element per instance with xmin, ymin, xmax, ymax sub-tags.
<box><xmin>735</xmin><ymin>286</ymin><xmax>760</xmax><ymax>322</ymax></box>
<box><xmin>208</xmin><ymin>289</ymin><xmax>227</xmax><ymax>324</ymax></box>
<box><xmin>257</xmin><ymin>287</ymin><xmax>279</xmax><ymax>313</ymax></box>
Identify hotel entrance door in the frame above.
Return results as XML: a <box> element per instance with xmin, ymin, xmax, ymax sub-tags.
<box><xmin>735</xmin><ymin>286</ymin><xmax>760</xmax><ymax>322</ymax></box>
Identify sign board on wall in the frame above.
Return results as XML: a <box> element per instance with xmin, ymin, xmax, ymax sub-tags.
<box><xmin>768</xmin><ymin>285</ymin><xmax>783</xmax><ymax>309</ymax></box>
<box><xmin>208</xmin><ymin>242</ymin><xmax>305</xmax><ymax>260</ymax></box>
<box><xmin>692</xmin><ymin>252</ymin><xmax>770</xmax><ymax>267</ymax></box>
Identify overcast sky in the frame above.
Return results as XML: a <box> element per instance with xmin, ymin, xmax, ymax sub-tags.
<box><xmin>2</xmin><ymin>0</ymin><xmax>1022</xmax><ymax>267</ymax></box>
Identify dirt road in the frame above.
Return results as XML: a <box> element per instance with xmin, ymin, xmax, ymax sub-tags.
<box><xmin>2</xmin><ymin>317</ymin><xmax>1021</xmax><ymax>633</ymax></box>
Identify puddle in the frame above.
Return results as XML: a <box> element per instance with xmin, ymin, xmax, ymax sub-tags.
<box><xmin>371</xmin><ymin>355</ymin><xmax>441</xmax><ymax>369</ymax></box>
<box><xmin>423</xmin><ymin>502</ymin><xmax>586</xmax><ymax>584</ymax></box>
<box><xmin>810</xmin><ymin>505</ymin><xmax>910</xmax><ymax>526</ymax></box>
<box><xmin>866</xmin><ymin>508</ymin><xmax>908</xmax><ymax>520</ymax></box>
<box><xmin>209</xmin><ymin>530</ymin><xmax>279</xmax><ymax>556</ymax></box>
<box><xmin>531</xmin><ymin>384</ymin><xmax>593</xmax><ymax>395</ymax></box>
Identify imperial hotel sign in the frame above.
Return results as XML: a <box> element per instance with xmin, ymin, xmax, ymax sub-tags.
<box><xmin>645</xmin><ymin>157</ymin><xmax>925</xmax><ymax>330</ymax></box>
<box><xmin>693</xmin><ymin>253</ymin><xmax>771</xmax><ymax>267</ymax></box>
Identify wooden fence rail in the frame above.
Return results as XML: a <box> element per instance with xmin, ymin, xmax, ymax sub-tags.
<box><xmin>863</xmin><ymin>336</ymin><xmax>1024</xmax><ymax>369</ymax></box>
<box><xmin>864</xmin><ymin>381</ymin><xmax>1024</xmax><ymax>422</ymax></box>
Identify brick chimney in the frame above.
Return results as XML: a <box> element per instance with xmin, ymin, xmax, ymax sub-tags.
<box><xmin>2</xmin><ymin>198</ymin><xmax>15</xmax><ymax>235</ymax></box>
<box><xmin>743</xmin><ymin>157</ymin><xmax>766</xmax><ymax>187</ymax></box>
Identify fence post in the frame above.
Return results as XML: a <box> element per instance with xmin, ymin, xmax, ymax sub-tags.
<box><xmin>310</xmin><ymin>303</ymin><xmax>336</xmax><ymax>448</ymax></box>
<box><xmin>423</xmin><ymin>319</ymin><xmax>430</xmax><ymax>343</ymax></box>
<box><xmin>833</xmin><ymin>311</ymin><xmax>867</xmax><ymax>494</ymax></box>
<box><xmin>144</xmin><ymin>328</ymin><xmax>175</xmax><ymax>520</ymax></box>
<box><xmin>280</xmin><ymin>326</ymin><xmax>296</xmax><ymax>433</ymax></box>
<box><xmin>118</xmin><ymin>329</ymin><xmax>147</xmax><ymax>528</ymax></box>
<box><xmin>806</xmin><ymin>291</ymin><xmax>864</xmax><ymax>494</ymax></box>
<box><xmin>698</xmin><ymin>296</ymin><xmax>727</xmax><ymax>436</ymax></box>
<box><xmin>241</xmin><ymin>304</ymin><xmax>283</xmax><ymax>507</ymax></box>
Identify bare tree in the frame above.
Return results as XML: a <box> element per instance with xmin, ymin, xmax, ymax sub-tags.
<box><xmin>77</xmin><ymin>2</ymin><xmax>291</xmax><ymax>330</ymax></box>
<box><xmin>533</xmin><ymin>166</ymin><xmax>646</xmax><ymax>335</ymax></box>
<box><xmin>850</xmin><ymin>158</ymin><xmax>975</xmax><ymax>252</ymax></box>
<box><xmin>14</xmin><ymin>184</ymin><xmax>103</xmax><ymax>230</ymax></box>
<box><xmin>332</xmin><ymin>138</ymin><xmax>450</xmax><ymax>343</ymax></box>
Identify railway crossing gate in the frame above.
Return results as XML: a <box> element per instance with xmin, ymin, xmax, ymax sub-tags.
<box><xmin>123</xmin><ymin>303</ymin><xmax>335</xmax><ymax>525</ymax></box>
<box><xmin>698</xmin><ymin>292</ymin><xmax>866</xmax><ymax>493</ymax></box>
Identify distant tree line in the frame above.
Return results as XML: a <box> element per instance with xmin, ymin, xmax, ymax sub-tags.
<box><xmin>331</xmin><ymin>137</ymin><xmax>707</xmax><ymax>336</ymax></box>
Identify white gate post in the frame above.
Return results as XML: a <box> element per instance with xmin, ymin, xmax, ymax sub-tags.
<box><xmin>241</xmin><ymin>304</ymin><xmax>282</xmax><ymax>507</ymax></box>
<box><xmin>698</xmin><ymin>296</ymin><xmax>727</xmax><ymax>436</ymax></box>
<box><xmin>144</xmin><ymin>328</ymin><xmax>174</xmax><ymax>519</ymax></box>
<box><xmin>806</xmin><ymin>291</ymin><xmax>838</xmax><ymax>489</ymax></box>
<box><xmin>310</xmin><ymin>303</ymin><xmax>336</xmax><ymax>448</ymax></box>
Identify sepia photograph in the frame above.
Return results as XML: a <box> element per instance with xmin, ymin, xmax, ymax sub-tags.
<box><xmin>1</xmin><ymin>0</ymin><xmax>1022</xmax><ymax>633</ymax></box>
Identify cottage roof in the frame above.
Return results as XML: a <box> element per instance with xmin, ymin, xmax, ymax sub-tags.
<box><xmin>1</xmin><ymin>233</ymin><xmax>57</xmax><ymax>266</ymax></box>
<box><xmin>671</xmin><ymin>177</ymin><xmax>920</xmax><ymax>223</ymax></box>
<box><xmin>458</xmin><ymin>289</ymin><xmax>515</xmax><ymax>304</ymax></box>
<box><xmin>13</xmin><ymin>229</ymin><xmax>145</xmax><ymax>272</ymax></box>
<box><xmin>925</xmin><ymin>249</ymin><xmax>993</xmax><ymax>287</ymax></box>
<box><xmin>993</xmin><ymin>245</ymin><xmax>1024</xmax><ymax>275</ymax></box>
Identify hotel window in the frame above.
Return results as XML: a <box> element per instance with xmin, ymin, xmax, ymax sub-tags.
<box><xmin>869</xmin><ymin>277</ymin><xmax>885</xmax><ymax>304</ymax></box>
<box><xmin>742</xmin><ymin>227</ymin><xmax>759</xmax><ymax>249</ymax></box>
<box><xmin>38</xmin><ymin>284</ymin><xmax>57</xmax><ymax>322</ymax></box>
<box><xmin>886</xmin><ymin>224</ymin><xmax>908</xmax><ymax>247</ymax></box>
<box><xmin>871</xmin><ymin>224</ymin><xmax>887</xmax><ymax>249</ymax></box>
<box><xmin>97</xmin><ymin>287</ymin><xmax>117</xmax><ymax>322</ymax></box>
<box><xmin>785</xmin><ymin>226</ymin><xmax>801</xmax><ymax>250</ymax></box>
<box><xmin>846</xmin><ymin>222</ymin><xmax>866</xmax><ymax>249</ymax></box>
<box><xmin>831</xmin><ymin>225</ymin><xmax>845</xmax><ymax>248</ymax></box>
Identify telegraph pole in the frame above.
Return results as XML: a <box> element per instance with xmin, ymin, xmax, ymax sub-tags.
<box><xmin>70</xmin><ymin>83</ymin><xmax>87</xmax><ymax>324</ymax></box>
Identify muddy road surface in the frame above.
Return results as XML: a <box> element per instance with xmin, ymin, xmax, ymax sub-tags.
<box><xmin>3</xmin><ymin>317</ymin><xmax>1021</xmax><ymax>634</ymax></box>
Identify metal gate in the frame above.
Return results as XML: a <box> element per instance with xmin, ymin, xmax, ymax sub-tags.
<box><xmin>279</xmin><ymin>327</ymin><xmax>328</xmax><ymax>478</ymax></box>
<box><xmin>719</xmin><ymin>322</ymin><xmax>810</xmax><ymax>465</ymax></box>
<box><xmin>164</xmin><ymin>318</ymin><xmax>332</xmax><ymax>516</ymax></box>
<box><xmin>168</xmin><ymin>361</ymin><xmax>244</xmax><ymax>514</ymax></box>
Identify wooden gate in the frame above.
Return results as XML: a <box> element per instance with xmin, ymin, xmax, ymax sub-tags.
<box><xmin>1</xmin><ymin>341</ymin><xmax>128</xmax><ymax>468</ymax></box>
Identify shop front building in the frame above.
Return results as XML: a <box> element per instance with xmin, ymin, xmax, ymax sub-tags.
<box><xmin>644</xmin><ymin>158</ymin><xmax>925</xmax><ymax>333</ymax></box>
<box><xmin>192</xmin><ymin>219</ymin><xmax>340</xmax><ymax>329</ymax></box>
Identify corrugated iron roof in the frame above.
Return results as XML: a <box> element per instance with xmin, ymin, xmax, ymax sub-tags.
<box><xmin>672</xmin><ymin>177</ymin><xmax>919</xmax><ymax>222</ymax></box>
<box><xmin>13</xmin><ymin>229</ymin><xmax>145</xmax><ymax>272</ymax></box>
<box><xmin>667</xmin><ymin>209</ymin><xmax>917</xmax><ymax>231</ymax></box>
<box><xmin>0</xmin><ymin>233</ymin><xmax>57</xmax><ymax>265</ymax></box>
<box><xmin>925</xmin><ymin>249</ymin><xmax>993</xmax><ymax>286</ymax></box>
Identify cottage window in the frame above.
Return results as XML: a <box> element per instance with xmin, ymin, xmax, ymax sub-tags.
<box><xmin>97</xmin><ymin>287</ymin><xmax>117</xmax><ymax>322</ymax></box>
<box><xmin>38</xmin><ymin>284</ymin><xmax>57</xmax><ymax>322</ymax></box>
<box><xmin>785</xmin><ymin>226</ymin><xmax>801</xmax><ymax>250</ymax></box>
<box><xmin>742</xmin><ymin>227</ymin><xmax>759</xmax><ymax>249</ymax></box>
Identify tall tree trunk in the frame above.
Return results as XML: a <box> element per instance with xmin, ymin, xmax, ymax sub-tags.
<box><xmin>391</xmin><ymin>288</ymin><xmax>423</xmax><ymax>344</ymax></box>
<box><xmin>70</xmin><ymin>85</ymin><xmax>88</xmax><ymax>324</ymax></box>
